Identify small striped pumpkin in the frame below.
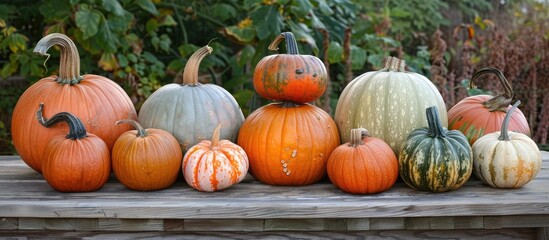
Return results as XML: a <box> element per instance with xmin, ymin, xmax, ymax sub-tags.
<box><xmin>335</xmin><ymin>57</ymin><xmax>447</xmax><ymax>156</ymax></box>
<box><xmin>399</xmin><ymin>106</ymin><xmax>473</xmax><ymax>192</ymax></box>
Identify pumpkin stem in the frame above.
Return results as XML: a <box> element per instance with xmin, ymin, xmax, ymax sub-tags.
<box><xmin>268</xmin><ymin>32</ymin><xmax>299</xmax><ymax>55</ymax></box>
<box><xmin>180</xmin><ymin>45</ymin><xmax>213</xmax><ymax>86</ymax></box>
<box><xmin>281</xmin><ymin>101</ymin><xmax>300</xmax><ymax>108</ymax></box>
<box><xmin>349</xmin><ymin>128</ymin><xmax>369</xmax><ymax>147</ymax></box>
<box><xmin>498</xmin><ymin>100</ymin><xmax>521</xmax><ymax>141</ymax></box>
<box><xmin>426</xmin><ymin>106</ymin><xmax>446</xmax><ymax>138</ymax></box>
<box><xmin>469</xmin><ymin>67</ymin><xmax>514</xmax><ymax>112</ymax></box>
<box><xmin>36</xmin><ymin>103</ymin><xmax>87</xmax><ymax>140</ymax></box>
<box><xmin>381</xmin><ymin>56</ymin><xmax>406</xmax><ymax>72</ymax></box>
<box><xmin>116</xmin><ymin>119</ymin><xmax>148</xmax><ymax>137</ymax></box>
<box><xmin>210</xmin><ymin>123</ymin><xmax>222</xmax><ymax>149</ymax></box>
<box><xmin>33</xmin><ymin>33</ymin><xmax>82</xmax><ymax>85</ymax></box>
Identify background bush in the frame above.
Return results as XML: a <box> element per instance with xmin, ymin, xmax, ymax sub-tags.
<box><xmin>1</xmin><ymin>0</ymin><xmax>548</xmax><ymax>154</ymax></box>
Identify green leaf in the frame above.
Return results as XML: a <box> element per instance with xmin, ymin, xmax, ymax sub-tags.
<box><xmin>316</xmin><ymin>0</ymin><xmax>334</xmax><ymax>15</ymax></box>
<box><xmin>117</xmin><ymin>53</ymin><xmax>128</xmax><ymax>67</ymax></box>
<box><xmin>146</xmin><ymin>18</ymin><xmax>159</xmax><ymax>33</ymax></box>
<box><xmin>102</xmin><ymin>0</ymin><xmax>125</xmax><ymax>16</ymax></box>
<box><xmin>99</xmin><ymin>53</ymin><xmax>118</xmax><ymax>71</ymax></box>
<box><xmin>4</xmin><ymin>33</ymin><xmax>28</xmax><ymax>53</ymax></box>
<box><xmin>159</xmin><ymin>34</ymin><xmax>171</xmax><ymax>53</ymax></box>
<box><xmin>232</xmin><ymin>89</ymin><xmax>255</xmax><ymax>109</ymax></box>
<box><xmin>135</xmin><ymin>0</ymin><xmax>159</xmax><ymax>16</ymax></box>
<box><xmin>167</xmin><ymin>59</ymin><xmax>184</xmax><ymax>73</ymax></box>
<box><xmin>224</xmin><ymin>26</ymin><xmax>256</xmax><ymax>44</ymax></box>
<box><xmin>96</xmin><ymin>19</ymin><xmax>118</xmax><ymax>52</ymax></box>
<box><xmin>160</xmin><ymin>15</ymin><xmax>177</xmax><ymax>27</ymax></box>
<box><xmin>327</xmin><ymin>41</ymin><xmax>343</xmax><ymax>64</ymax></box>
<box><xmin>108</xmin><ymin>12</ymin><xmax>133</xmax><ymax>32</ymax></box>
<box><xmin>238</xmin><ymin>45</ymin><xmax>255</xmax><ymax>67</ymax></box>
<box><xmin>39</xmin><ymin>0</ymin><xmax>72</xmax><ymax>22</ymax></box>
<box><xmin>288</xmin><ymin>21</ymin><xmax>317</xmax><ymax>52</ymax></box>
<box><xmin>211</xmin><ymin>3</ymin><xmax>237</xmax><ymax>21</ymax></box>
<box><xmin>75</xmin><ymin>8</ymin><xmax>101</xmax><ymax>39</ymax></box>
<box><xmin>251</xmin><ymin>5</ymin><xmax>283</xmax><ymax>40</ymax></box>
<box><xmin>350</xmin><ymin>45</ymin><xmax>367</xmax><ymax>70</ymax></box>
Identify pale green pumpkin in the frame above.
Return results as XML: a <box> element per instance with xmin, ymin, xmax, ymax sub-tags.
<box><xmin>334</xmin><ymin>57</ymin><xmax>447</xmax><ymax>155</ymax></box>
<box><xmin>138</xmin><ymin>46</ymin><xmax>245</xmax><ymax>152</ymax></box>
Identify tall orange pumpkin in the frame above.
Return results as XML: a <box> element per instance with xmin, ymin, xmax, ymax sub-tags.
<box><xmin>448</xmin><ymin>68</ymin><xmax>530</xmax><ymax>145</ymax></box>
<box><xmin>253</xmin><ymin>32</ymin><xmax>328</xmax><ymax>103</ymax></box>
<box><xmin>327</xmin><ymin>128</ymin><xmax>398</xmax><ymax>194</ymax></box>
<box><xmin>37</xmin><ymin>104</ymin><xmax>110</xmax><ymax>192</ymax></box>
<box><xmin>11</xmin><ymin>33</ymin><xmax>136</xmax><ymax>173</ymax></box>
<box><xmin>238</xmin><ymin>102</ymin><xmax>340</xmax><ymax>186</ymax></box>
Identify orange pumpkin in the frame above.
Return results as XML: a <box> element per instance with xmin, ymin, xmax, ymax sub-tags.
<box><xmin>112</xmin><ymin>119</ymin><xmax>182</xmax><ymax>191</ymax></box>
<box><xmin>37</xmin><ymin>104</ymin><xmax>110</xmax><ymax>192</ymax></box>
<box><xmin>253</xmin><ymin>32</ymin><xmax>327</xmax><ymax>103</ymax></box>
<box><xmin>183</xmin><ymin>124</ymin><xmax>249</xmax><ymax>192</ymax></box>
<box><xmin>11</xmin><ymin>33</ymin><xmax>136</xmax><ymax>173</ymax></box>
<box><xmin>238</xmin><ymin>102</ymin><xmax>340</xmax><ymax>186</ymax></box>
<box><xmin>448</xmin><ymin>67</ymin><xmax>530</xmax><ymax>145</ymax></box>
<box><xmin>327</xmin><ymin>128</ymin><xmax>398</xmax><ymax>194</ymax></box>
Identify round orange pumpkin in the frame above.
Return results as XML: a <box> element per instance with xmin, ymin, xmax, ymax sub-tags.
<box><xmin>448</xmin><ymin>67</ymin><xmax>530</xmax><ymax>145</ymax></box>
<box><xmin>327</xmin><ymin>128</ymin><xmax>398</xmax><ymax>194</ymax></box>
<box><xmin>183</xmin><ymin>124</ymin><xmax>249</xmax><ymax>192</ymax></box>
<box><xmin>11</xmin><ymin>33</ymin><xmax>136</xmax><ymax>173</ymax></box>
<box><xmin>37</xmin><ymin>104</ymin><xmax>110</xmax><ymax>192</ymax></box>
<box><xmin>112</xmin><ymin>119</ymin><xmax>183</xmax><ymax>191</ymax></box>
<box><xmin>238</xmin><ymin>102</ymin><xmax>340</xmax><ymax>186</ymax></box>
<box><xmin>253</xmin><ymin>32</ymin><xmax>327</xmax><ymax>103</ymax></box>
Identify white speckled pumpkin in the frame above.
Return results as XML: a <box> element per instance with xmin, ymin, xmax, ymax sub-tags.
<box><xmin>183</xmin><ymin>124</ymin><xmax>249</xmax><ymax>192</ymax></box>
<box><xmin>472</xmin><ymin>101</ymin><xmax>541</xmax><ymax>189</ymax></box>
<box><xmin>334</xmin><ymin>57</ymin><xmax>447</xmax><ymax>156</ymax></box>
<box><xmin>138</xmin><ymin>46</ymin><xmax>245</xmax><ymax>152</ymax></box>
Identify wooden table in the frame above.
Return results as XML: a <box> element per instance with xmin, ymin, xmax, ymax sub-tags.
<box><xmin>0</xmin><ymin>152</ymin><xmax>548</xmax><ymax>239</ymax></box>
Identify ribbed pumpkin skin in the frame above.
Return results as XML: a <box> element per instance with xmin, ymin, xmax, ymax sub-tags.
<box><xmin>327</xmin><ymin>131</ymin><xmax>398</xmax><ymax>194</ymax></box>
<box><xmin>112</xmin><ymin>127</ymin><xmax>182</xmax><ymax>191</ymax></box>
<box><xmin>399</xmin><ymin>108</ymin><xmax>472</xmax><ymax>192</ymax></box>
<box><xmin>138</xmin><ymin>83</ymin><xmax>244</xmax><ymax>151</ymax></box>
<box><xmin>12</xmin><ymin>75</ymin><xmax>136</xmax><ymax>172</ymax></box>
<box><xmin>237</xmin><ymin>103</ymin><xmax>340</xmax><ymax>186</ymax></box>
<box><xmin>253</xmin><ymin>54</ymin><xmax>327</xmax><ymax>103</ymax></box>
<box><xmin>183</xmin><ymin>138</ymin><xmax>249</xmax><ymax>192</ymax></box>
<box><xmin>472</xmin><ymin>132</ymin><xmax>541</xmax><ymax>188</ymax></box>
<box><xmin>448</xmin><ymin>95</ymin><xmax>530</xmax><ymax>145</ymax></box>
<box><xmin>334</xmin><ymin>57</ymin><xmax>447</xmax><ymax>156</ymax></box>
<box><xmin>253</xmin><ymin>32</ymin><xmax>327</xmax><ymax>104</ymax></box>
<box><xmin>42</xmin><ymin>133</ymin><xmax>110</xmax><ymax>192</ymax></box>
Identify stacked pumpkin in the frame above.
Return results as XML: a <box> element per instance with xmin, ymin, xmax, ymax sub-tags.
<box><xmin>238</xmin><ymin>32</ymin><xmax>340</xmax><ymax>186</ymax></box>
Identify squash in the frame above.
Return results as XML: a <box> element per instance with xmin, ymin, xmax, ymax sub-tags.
<box><xmin>238</xmin><ymin>102</ymin><xmax>340</xmax><ymax>186</ymax></box>
<box><xmin>37</xmin><ymin>104</ymin><xmax>110</xmax><ymax>192</ymax></box>
<box><xmin>399</xmin><ymin>106</ymin><xmax>473</xmax><ymax>192</ymax></box>
<box><xmin>472</xmin><ymin>100</ymin><xmax>541</xmax><ymax>188</ymax></box>
<box><xmin>448</xmin><ymin>67</ymin><xmax>530</xmax><ymax>145</ymax></box>
<box><xmin>253</xmin><ymin>32</ymin><xmax>328</xmax><ymax>103</ymax></box>
<box><xmin>11</xmin><ymin>33</ymin><xmax>136</xmax><ymax>173</ymax></box>
<box><xmin>112</xmin><ymin>119</ymin><xmax>182</xmax><ymax>191</ymax></box>
<box><xmin>138</xmin><ymin>45</ymin><xmax>244</xmax><ymax>152</ymax></box>
<box><xmin>183</xmin><ymin>124</ymin><xmax>249</xmax><ymax>192</ymax></box>
<box><xmin>334</xmin><ymin>56</ymin><xmax>447</xmax><ymax>156</ymax></box>
<box><xmin>327</xmin><ymin>128</ymin><xmax>398</xmax><ymax>194</ymax></box>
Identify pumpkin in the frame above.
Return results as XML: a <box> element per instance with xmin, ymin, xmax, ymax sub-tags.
<box><xmin>138</xmin><ymin>45</ymin><xmax>244</xmax><ymax>152</ymax></box>
<box><xmin>334</xmin><ymin>56</ymin><xmax>447</xmax><ymax>156</ymax></box>
<box><xmin>183</xmin><ymin>124</ymin><xmax>249</xmax><ymax>192</ymax></box>
<box><xmin>238</xmin><ymin>102</ymin><xmax>340</xmax><ymax>186</ymax></box>
<box><xmin>253</xmin><ymin>32</ymin><xmax>328</xmax><ymax>103</ymax></box>
<box><xmin>112</xmin><ymin>119</ymin><xmax>182</xmax><ymax>191</ymax></box>
<box><xmin>448</xmin><ymin>67</ymin><xmax>530</xmax><ymax>145</ymax></box>
<box><xmin>327</xmin><ymin>128</ymin><xmax>398</xmax><ymax>194</ymax></box>
<box><xmin>11</xmin><ymin>33</ymin><xmax>136</xmax><ymax>173</ymax></box>
<box><xmin>472</xmin><ymin>101</ymin><xmax>541</xmax><ymax>188</ymax></box>
<box><xmin>399</xmin><ymin>106</ymin><xmax>473</xmax><ymax>192</ymax></box>
<box><xmin>37</xmin><ymin>104</ymin><xmax>110</xmax><ymax>192</ymax></box>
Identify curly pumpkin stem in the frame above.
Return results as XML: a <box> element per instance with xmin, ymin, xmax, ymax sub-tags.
<box><xmin>498</xmin><ymin>100</ymin><xmax>521</xmax><ymax>141</ymax></box>
<box><xmin>381</xmin><ymin>56</ymin><xmax>406</xmax><ymax>72</ymax></box>
<box><xmin>116</xmin><ymin>119</ymin><xmax>148</xmax><ymax>137</ymax></box>
<box><xmin>426</xmin><ymin>106</ymin><xmax>446</xmax><ymax>138</ymax></box>
<box><xmin>36</xmin><ymin>103</ymin><xmax>87</xmax><ymax>140</ymax></box>
<box><xmin>33</xmin><ymin>33</ymin><xmax>83</xmax><ymax>85</ymax></box>
<box><xmin>210</xmin><ymin>123</ymin><xmax>222</xmax><ymax>149</ymax></box>
<box><xmin>349</xmin><ymin>128</ymin><xmax>369</xmax><ymax>147</ymax></box>
<box><xmin>469</xmin><ymin>67</ymin><xmax>514</xmax><ymax>112</ymax></box>
<box><xmin>268</xmin><ymin>32</ymin><xmax>299</xmax><ymax>55</ymax></box>
<box><xmin>180</xmin><ymin>45</ymin><xmax>213</xmax><ymax>86</ymax></box>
